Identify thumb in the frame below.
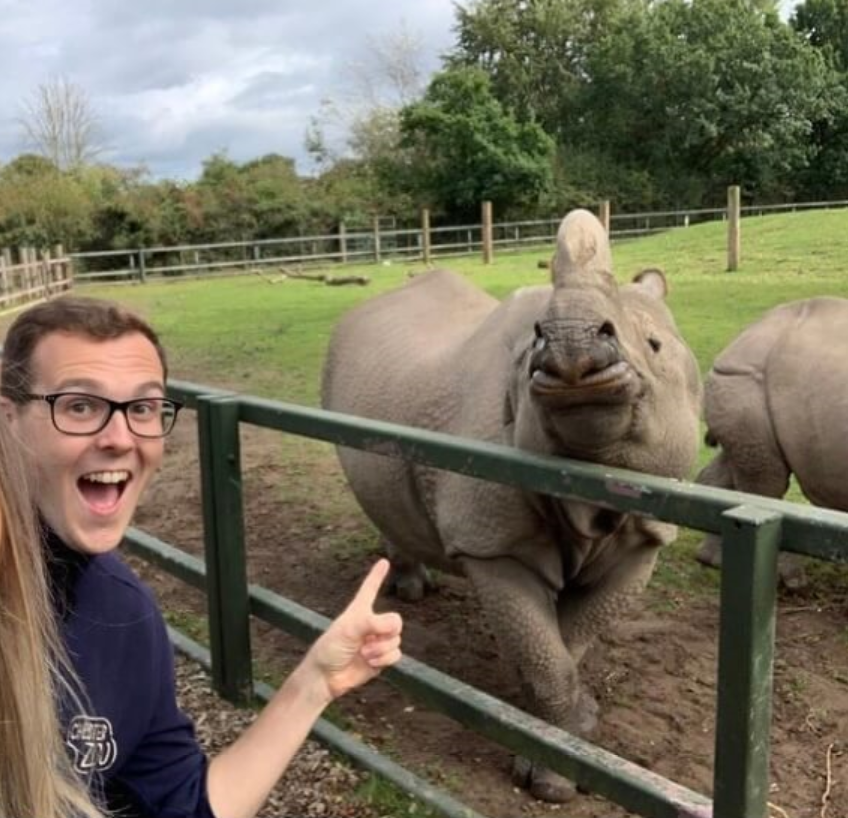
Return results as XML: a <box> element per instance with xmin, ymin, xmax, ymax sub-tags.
<box><xmin>345</xmin><ymin>558</ymin><xmax>390</xmax><ymax>617</ymax></box>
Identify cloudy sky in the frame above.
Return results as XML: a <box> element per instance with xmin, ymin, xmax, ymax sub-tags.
<box><xmin>0</xmin><ymin>0</ymin><xmax>458</xmax><ymax>180</ymax></box>
<box><xmin>0</xmin><ymin>1</ymin><xmax>802</xmax><ymax>182</ymax></box>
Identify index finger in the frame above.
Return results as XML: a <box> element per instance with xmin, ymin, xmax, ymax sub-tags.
<box><xmin>346</xmin><ymin>558</ymin><xmax>391</xmax><ymax>614</ymax></box>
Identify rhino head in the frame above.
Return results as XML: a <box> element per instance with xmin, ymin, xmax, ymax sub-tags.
<box><xmin>509</xmin><ymin>209</ymin><xmax>702</xmax><ymax>482</ymax></box>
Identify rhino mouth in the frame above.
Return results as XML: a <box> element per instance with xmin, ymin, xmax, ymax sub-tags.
<box><xmin>530</xmin><ymin>360</ymin><xmax>639</xmax><ymax>405</ymax></box>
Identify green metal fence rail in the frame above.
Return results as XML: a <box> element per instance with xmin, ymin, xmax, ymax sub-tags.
<box><xmin>123</xmin><ymin>378</ymin><xmax>848</xmax><ymax>818</ymax></box>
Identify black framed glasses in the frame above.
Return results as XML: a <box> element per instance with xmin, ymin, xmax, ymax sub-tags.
<box><xmin>22</xmin><ymin>392</ymin><xmax>184</xmax><ymax>438</ymax></box>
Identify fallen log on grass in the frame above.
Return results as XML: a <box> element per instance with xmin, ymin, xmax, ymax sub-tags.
<box><xmin>324</xmin><ymin>275</ymin><xmax>370</xmax><ymax>286</ymax></box>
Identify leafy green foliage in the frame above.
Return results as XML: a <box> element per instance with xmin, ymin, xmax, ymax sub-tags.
<box><xmin>793</xmin><ymin>0</ymin><xmax>848</xmax><ymax>69</ymax></box>
<box><xmin>399</xmin><ymin>67</ymin><xmax>555</xmax><ymax>219</ymax></box>
<box><xmin>587</xmin><ymin>0</ymin><xmax>839</xmax><ymax>202</ymax></box>
<box><xmin>791</xmin><ymin>0</ymin><xmax>848</xmax><ymax>198</ymax></box>
<box><xmin>0</xmin><ymin>155</ymin><xmax>95</xmax><ymax>248</ymax></box>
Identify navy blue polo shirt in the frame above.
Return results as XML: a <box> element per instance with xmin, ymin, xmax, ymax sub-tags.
<box><xmin>47</xmin><ymin>528</ymin><xmax>217</xmax><ymax>818</ymax></box>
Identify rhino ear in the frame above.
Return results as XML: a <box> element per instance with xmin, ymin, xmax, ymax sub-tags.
<box><xmin>551</xmin><ymin>209</ymin><xmax>613</xmax><ymax>289</ymax></box>
<box><xmin>632</xmin><ymin>267</ymin><xmax>668</xmax><ymax>300</ymax></box>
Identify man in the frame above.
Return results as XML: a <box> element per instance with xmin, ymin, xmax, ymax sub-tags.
<box><xmin>0</xmin><ymin>296</ymin><xmax>403</xmax><ymax>818</ymax></box>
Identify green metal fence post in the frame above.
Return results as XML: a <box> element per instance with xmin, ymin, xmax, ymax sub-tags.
<box><xmin>713</xmin><ymin>505</ymin><xmax>781</xmax><ymax>818</ymax></box>
<box><xmin>196</xmin><ymin>395</ymin><xmax>253</xmax><ymax>704</ymax></box>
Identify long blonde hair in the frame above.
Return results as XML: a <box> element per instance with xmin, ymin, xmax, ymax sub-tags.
<box><xmin>0</xmin><ymin>419</ymin><xmax>103</xmax><ymax>818</ymax></box>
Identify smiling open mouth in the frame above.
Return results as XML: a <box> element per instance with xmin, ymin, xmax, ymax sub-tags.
<box><xmin>78</xmin><ymin>471</ymin><xmax>131</xmax><ymax>513</ymax></box>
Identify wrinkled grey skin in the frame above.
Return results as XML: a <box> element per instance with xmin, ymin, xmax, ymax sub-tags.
<box><xmin>322</xmin><ymin>210</ymin><xmax>702</xmax><ymax>802</ymax></box>
<box><xmin>695</xmin><ymin>297</ymin><xmax>848</xmax><ymax>589</ymax></box>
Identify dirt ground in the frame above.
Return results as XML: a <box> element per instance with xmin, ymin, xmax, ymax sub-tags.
<box><xmin>130</xmin><ymin>413</ymin><xmax>848</xmax><ymax>818</ymax></box>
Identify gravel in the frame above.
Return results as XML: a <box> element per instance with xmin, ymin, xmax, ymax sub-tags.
<box><xmin>174</xmin><ymin>656</ymin><xmax>383</xmax><ymax>818</ymax></box>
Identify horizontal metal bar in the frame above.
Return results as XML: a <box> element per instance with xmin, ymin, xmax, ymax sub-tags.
<box><xmin>167</xmin><ymin>379</ymin><xmax>235</xmax><ymax>409</ymax></box>
<box><xmin>166</xmin><ymin>626</ymin><xmax>488</xmax><ymax>818</ymax></box>
<box><xmin>160</xmin><ymin>383</ymin><xmax>848</xmax><ymax>559</ymax></box>
<box><xmin>247</xmin><ymin>582</ymin><xmax>710</xmax><ymax>818</ymax></box>
<box><xmin>123</xmin><ymin>527</ymin><xmax>207</xmax><ymax>592</ymax></box>
<box><xmin>233</xmin><ymin>397</ymin><xmax>848</xmax><ymax>561</ymax></box>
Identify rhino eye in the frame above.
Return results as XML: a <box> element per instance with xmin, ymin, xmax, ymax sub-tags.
<box><xmin>648</xmin><ymin>336</ymin><xmax>662</xmax><ymax>353</ymax></box>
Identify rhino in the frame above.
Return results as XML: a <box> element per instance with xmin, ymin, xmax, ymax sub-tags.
<box><xmin>321</xmin><ymin>210</ymin><xmax>702</xmax><ymax>802</ymax></box>
<box><xmin>695</xmin><ymin>297</ymin><xmax>848</xmax><ymax>589</ymax></box>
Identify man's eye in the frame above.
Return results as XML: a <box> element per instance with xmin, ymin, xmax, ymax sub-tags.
<box><xmin>129</xmin><ymin>401</ymin><xmax>157</xmax><ymax>417</ymax></box>
<box><xmin>66</xmin><ymin>399</ymin><xmax>97</xmax><ymax>415</ymax></box>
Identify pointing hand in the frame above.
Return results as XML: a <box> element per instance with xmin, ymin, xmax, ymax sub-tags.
<box><xmin>303</xmin><ymin>559</ymin><xmax>403</xmax><ymax>702</ymax></box>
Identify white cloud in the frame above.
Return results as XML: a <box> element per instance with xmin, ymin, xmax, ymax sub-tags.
<box><xmin>0</xmin><ymin>0</ymin><xmax>457</xmax><ymax>178</ymax></box>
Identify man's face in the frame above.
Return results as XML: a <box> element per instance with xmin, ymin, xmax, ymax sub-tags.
<box><xmin>4</xmin><ymin>330</ymin><xmax>166</xmax><ymax>554</ymax></box>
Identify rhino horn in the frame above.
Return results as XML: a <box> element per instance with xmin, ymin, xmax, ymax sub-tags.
<box><xmin>551</xmin><ymin>209</ymin><xmax>613</xmax><ymax>289</ymax></box>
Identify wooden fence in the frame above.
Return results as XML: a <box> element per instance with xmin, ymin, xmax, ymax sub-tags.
<box><xmin>0</xmin><ymin>246</ymin><xmax>73</xmax><ymax>313</ymax></box>
<box><xmin>66</xmin><ymin>190</ymin><xmax>848</xmax><ymax>285</ymax></box>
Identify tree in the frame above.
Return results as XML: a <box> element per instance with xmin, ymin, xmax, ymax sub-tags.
<box><xmin>792</xmin><ymin>0</ymin><xmax>848</xmax><ymax>69</ymax></box>
<box><xmin>448</xmin><ymin>0</ymin><xmax>630</xmax><ymax>141</ymax></box>
<box><xmin>19</xmin><ymin>76</ymin><xmax>105</xmax><ymax>171</ymax></box>
<box><xmin>579</xmin><ymin>0</ymin><xmax>839</xmax><ymax>203</ymax></box>
<box><xmin>305</xmin><ymin>23</ymin><xmax>430</xmax><ymax>217</ymax></box>
<box><xmin>790</xmin><ymin>0</ymin><xmax>848</xmax><ymax>197</ymax></box>
<box><xmin>399</xmin><ymin>67</ymin><xmax>555</xmax><ymax>219</ymax></box>
<box><xmin>0</xmin><ymin>155</ymin><xmax>94</xmax><ymax>248</ymax></box>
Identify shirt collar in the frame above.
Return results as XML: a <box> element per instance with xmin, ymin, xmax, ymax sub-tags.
<box><xmin>43</xmin><ymin>523</ymin><xmax>91</xmax><ymax>619</ymax></box>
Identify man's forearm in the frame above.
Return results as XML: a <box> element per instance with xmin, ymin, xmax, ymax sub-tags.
<box><xmin>206</xmin><ymin>660</ymin><xmax>331</xmax><ymax>818</ymax></box>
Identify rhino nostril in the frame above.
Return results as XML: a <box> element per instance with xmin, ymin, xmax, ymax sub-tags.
<box><xmin>598</xmin><ymin>321</ymin><xmax>616</xmax><ymax>340</ymax></box>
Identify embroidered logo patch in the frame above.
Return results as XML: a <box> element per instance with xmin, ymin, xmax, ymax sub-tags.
<box><xmin>66</xmin><ymin>715</ymin><xmax>118</xmax><ymax>774</ymax></box>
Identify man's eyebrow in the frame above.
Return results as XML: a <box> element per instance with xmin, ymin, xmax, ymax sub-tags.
<box><xmin>51</xmin><ymin>379</ymin><xmax>166</xmax><ymax>395</ymax></box>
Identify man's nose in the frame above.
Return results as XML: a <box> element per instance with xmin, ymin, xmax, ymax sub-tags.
<box><xmin>95</xmin><ymin>407</ymin><xmax>135</xmax><ymax>448</ymax></box>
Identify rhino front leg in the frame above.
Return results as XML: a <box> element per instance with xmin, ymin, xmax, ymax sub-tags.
<box><xmin>695</xmin><ymin>447</ymin><xmax>805</xmax><ymax>588</ymax></box>
<box><xmin>694</xmin><ymin>450</ymin><xmax>735</xmax><ymax>570</ymax></box>
<box><xmin>557</xmin><ymin>545</ymin><xmax>661</xmax><ymax>741</ymax></box>
<box><xmin>460</xmin><ymin>555</ymin><xmax>580</xmax><ymax>803</ymax></box>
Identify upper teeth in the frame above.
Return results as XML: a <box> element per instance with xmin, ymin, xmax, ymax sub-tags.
<box><xmin>83</xmin><ymin>471</ymin><xmax>129</xmax><ymax>484</ymax></box>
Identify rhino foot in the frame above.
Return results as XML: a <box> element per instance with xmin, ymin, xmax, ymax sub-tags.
<box><xmin>510</xmin><ymin>688</ymin><xmax>597</xmax><ymax>803</ymax></box>
<box><xmin>511</xmin><ymin>757</ymin><xmax>577</xmax><ymax>803</ymax></box>
<box><xmin>695</xmin><ymin>534</ymin><xmax>723</xmax><ymax>569</ymax></box>
<box><xmin>778</xmin><ymin>554</ymin><xmax>808</xmax><ymax>592</ymax></box>
<box><xmin>387</xmin><ymin>563</ymin><xmax>436</xmax><ymax>602</ymax></box>
<box><xmin>697</xmin><ymin>536</ymin><xmax>809</xmax><ymax>591</ymax></box>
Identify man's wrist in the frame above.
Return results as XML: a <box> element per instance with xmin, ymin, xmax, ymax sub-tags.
<box><xmin>282</xmin><ymin>654</ymin><xmax>334</xmax><ymax>712</ymax></box>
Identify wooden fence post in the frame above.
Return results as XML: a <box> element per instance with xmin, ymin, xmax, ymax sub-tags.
<box><xmin>39</xmin><ymin>248</ymin><xmax>50</xmax><ymax>296</ymax></box>
<box><xmin>481</xmin><ymin>200</ymin><xmax>493</xmax><ymax>265</ymax></box>
<box><xmin>339</xmin><ymin>221</ymin><xmax>347</xmax><ymax>264</ymax></box>
<box><xmin>599</xmin><ymin>200</ymin><xmax>611</xmax><ymax>233</ymax></box>
<box><xmin>372</xmin><ymin>216</ymin><xmax>382</xmax><ymax>264</ymax></box>
<box><xmin>138</xmin><ymin>250</ymin><xmax>147</xmax><ymax>284</ymax></box>
<box><xmin>0</xmin><ymin>248</ymin><xmax>9</xmax><ymax>294</ymax></box>
<box><xmin>727</xmin><ymin>185</ymin><xmax>741</xmax><ymax>272</ymax></box>
<box><xmin>421</xmin><ymin>208</ymin><xmax>431</xmax><ymax>265</ymax></box>
<box><xmin>23</xmin><ymin>248</ymin><xmax>33</xmax><ymax>293</ymax></box>
<box><xmin>54</xmin><ymin>244</ymin><xmax>69</xmax><ymax>291</ymax></box>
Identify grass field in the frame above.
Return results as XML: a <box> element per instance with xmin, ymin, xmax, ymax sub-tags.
<box><xmin>83</xmin><ymin>207</ymin><xmax>848</xmax><ymax>594</ymax></box>
<box><xmin>84</xmin><ymin>208</ymin><xmax>848</xmax><ymax>401</ymax></box>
